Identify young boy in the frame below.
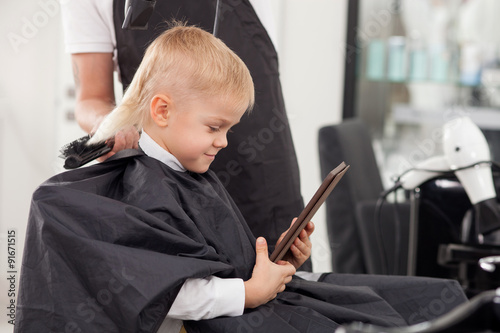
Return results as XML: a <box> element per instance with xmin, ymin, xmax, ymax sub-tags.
<box><xmin>16</xmin><ymin>24</ymin><xmax>466</xmax><ymax>333</ymax></box>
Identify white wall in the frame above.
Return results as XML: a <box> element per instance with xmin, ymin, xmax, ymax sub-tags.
<box><xmin>0</xmin><ymin>1</ymin><xmax>347</xmax><ymax>331</ymax></box>
<box><xmin>0</xmin><ymin>1</ymin><xmax>70</xmax><ymax>332</ymax></box>
<box><xmin>271</xmin><ymin>0</ymin><xmax>348</xmax><ymax>272</ymax></box>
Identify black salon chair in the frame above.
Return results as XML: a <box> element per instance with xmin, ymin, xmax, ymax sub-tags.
<box><xmin>318</xmin><ymin>118</ymin><xmax>410</xmax><ymax>275</ymax></box>
<box><xmin>410</xmin><ymin>175</ymin><xmax>500</xmax><ymax>295</ymax></box>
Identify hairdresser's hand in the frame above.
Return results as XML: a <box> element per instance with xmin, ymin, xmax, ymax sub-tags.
<box><xmin>97</xmin><ymin>125</ymin><xmax>140</xmax><ymax>162</ymax></box>
<box><xmin>277</xmin><ymin>218</ymin><xmax>314</xmax><ymax>269</ymax></box>
<box><xmin>244</xmin><ymin>237</ymin><xmax>295</xmax><ymax>309</ymax></box>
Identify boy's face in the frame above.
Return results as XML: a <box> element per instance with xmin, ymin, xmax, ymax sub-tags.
<box><xmin>154</xmin><ymin>95</ymin><xmax>245</xmax><ymax>173</ymax></box>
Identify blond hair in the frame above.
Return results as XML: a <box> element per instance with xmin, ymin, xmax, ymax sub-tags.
<box><xmin>88</xmin><ymin>23</ymin><xmax>255</xmax><ymax>144</ymax></box>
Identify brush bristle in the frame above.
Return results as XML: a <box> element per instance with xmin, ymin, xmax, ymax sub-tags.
<box><xmin>59</xmin><ymin>135</ymin><xmax>106</xmax><ymax>158</ymax></box>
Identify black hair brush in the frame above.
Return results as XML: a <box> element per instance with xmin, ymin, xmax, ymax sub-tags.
<box><xmin>59</xmin><ymin>135</ymin><xmax>114</xmax><ymax>169</ymax></box>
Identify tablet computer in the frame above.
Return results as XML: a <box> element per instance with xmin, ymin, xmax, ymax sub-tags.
<box><xmin>270</xmin><ymin>161</ymin><xmax>350</xmax><ymax>263</ymax></box>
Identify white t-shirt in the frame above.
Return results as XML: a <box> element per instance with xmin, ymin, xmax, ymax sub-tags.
<box><xmin>60</xmin><ymin>0</ymin><xmax>277</xmax><ymax>67</ymax></box>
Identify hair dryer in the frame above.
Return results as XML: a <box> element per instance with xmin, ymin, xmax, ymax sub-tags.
<box><xmin>398</xmin><ymin>117</ymin><xmax>500</xmax><ymax>245</ymax></box>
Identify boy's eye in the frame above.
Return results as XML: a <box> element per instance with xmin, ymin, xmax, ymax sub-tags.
<box><xmin>209</xmin><ymin>126</ymin><xmax>220</xmax><ymax>133</ymax></box>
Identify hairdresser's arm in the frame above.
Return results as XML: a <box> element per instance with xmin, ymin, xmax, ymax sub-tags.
<box><xmin>71</xmin><ymin>53</ymin><xmax>139</xmax><ymax>160</ymax></box>
<box><xmin>72</xmin><ymin>53</ymin><xmax>115</xmax><ymax>133</ymax></box>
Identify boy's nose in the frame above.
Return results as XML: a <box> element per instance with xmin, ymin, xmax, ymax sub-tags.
<box><xmin>214</xmin><ymin>134</ymin><xmax>228</xmax><ymax>148</ymax></box>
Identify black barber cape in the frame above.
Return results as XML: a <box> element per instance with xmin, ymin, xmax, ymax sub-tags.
<box><xmin>15</xmin><ymin>152</ymin><xmax>467</xmax><ymax>332</ymax></box>
<box><xmin>112</xmin><ymin>0</ymin><xmax>305</xmax><ymax>258</ymax></box>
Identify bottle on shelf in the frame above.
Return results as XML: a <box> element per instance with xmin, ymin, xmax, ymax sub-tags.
<box><xmin>386</xmin><ymin>0</ymin><xmax>407</xmax><ymax>83</ymax></box>
<box><xmin>408</xmin><ymin>30</ymin><xmax>428</xmax><ymax>82</ymax></box>
<box><xmin>386</xmin><ymin>0</ymin><xmax>409</xmax><ymax>140</ymax></box>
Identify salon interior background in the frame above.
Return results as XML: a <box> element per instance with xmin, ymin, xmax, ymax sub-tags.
<box><xmin>0</xmin><ymin>1</ymin><xmax>347</xmax><ymax>331</ymax></box>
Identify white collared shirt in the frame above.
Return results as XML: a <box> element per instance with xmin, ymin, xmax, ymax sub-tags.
<box><xmin>139</xmin><ymin>131</ymin><xmax>186</xmax><ymax>172</ymax></box>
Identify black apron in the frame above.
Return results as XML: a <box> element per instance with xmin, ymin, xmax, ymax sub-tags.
<box><xmin>112</xmin><ymin>1</ymin><xmax>306</xmax><ymax>268</ymax></box>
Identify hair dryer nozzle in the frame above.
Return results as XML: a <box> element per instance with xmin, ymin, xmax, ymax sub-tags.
<box><xmin>444</xmin><ymin>117</ymin><xmax>496</xmax><ymax>204</ymax></box>
<box><xmin>462</xmin><ymin>198</ymin><xmax>500</xmax><ymax>245</ymax></box>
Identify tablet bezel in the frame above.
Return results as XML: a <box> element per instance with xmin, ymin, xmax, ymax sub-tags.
<box><xmin>270</xmin><ymin>162</ymin><xmax>350</xmax><ymax>263</ymax></box>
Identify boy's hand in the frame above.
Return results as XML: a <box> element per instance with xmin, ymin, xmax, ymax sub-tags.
<box><xmin>244</xmin><ymin>237</ymin><xmax>296</xmax><ymax>309</ymax></box>
<box><xmin>277</xmin><ymin>218</ymin><xmax>314</xmax><ymax>269</ymax></box>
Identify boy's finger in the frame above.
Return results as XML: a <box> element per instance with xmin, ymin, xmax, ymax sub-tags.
<box><xmin>301</xmin><ymin>231</ymin><xmax>312</xmax><ymax>246</ymax></box>
<box><xmin>299</xmin><ymin>229</ymin><xmax>307</xmax><ymax>240</ymax></box>
<box><xmin>277</xmin><ymin>261</ymin><xmax>296</xmax><ymax>275</ymax></box>
<box><xmin>255</xmin><ymin>237</ymin><xmax>269</xmax><ymax>264</ymax></box>
<box><xmin>305</xmin><ymin>221</ymin><xmax>315</xmax><ymax>235</ymax></box>
<box><xmin>291</xmin><ymin>241</ymin><xmax>307</xmax><ymax>256</ymax></box>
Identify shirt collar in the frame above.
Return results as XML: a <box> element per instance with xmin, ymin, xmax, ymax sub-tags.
<box><xmin>138</xmin><ymin>131</ymin><xmax>186</xmax><ymax>172</ymax></box>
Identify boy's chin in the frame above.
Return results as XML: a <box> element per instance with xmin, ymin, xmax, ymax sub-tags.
<box><xmin>187</xmin><ymin>165</ymin><xmax>211</xmax><ymax>174</ymax></box>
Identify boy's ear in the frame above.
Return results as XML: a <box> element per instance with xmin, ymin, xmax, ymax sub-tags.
<box><xmin>150</xmin><ymin>94</ymin><xmax>172</xmax><ymax>127</ymax></box>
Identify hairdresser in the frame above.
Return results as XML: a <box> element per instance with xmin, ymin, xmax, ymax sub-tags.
<box><xmin>60</xmin><ymin>0</ymin><xmax>311</xmax><ymax>271</ymax></box>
